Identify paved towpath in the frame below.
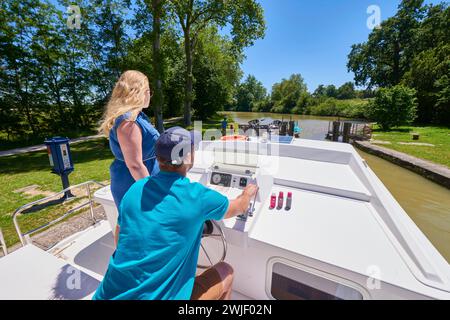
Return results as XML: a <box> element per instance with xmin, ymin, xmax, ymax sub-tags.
<box><xmin>0</xmin><ymin>135</ymin><xmax>103</xmax><ymax>158</ymax></box>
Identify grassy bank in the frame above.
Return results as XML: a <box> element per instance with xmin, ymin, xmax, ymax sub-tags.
<box><xmin>370</xmin><ymin>126</ymin><xmax>450</xmax><ymax>168</ymax></box>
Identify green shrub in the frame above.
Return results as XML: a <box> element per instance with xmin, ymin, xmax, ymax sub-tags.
<box><xmin>367</xmin><ymin>85</ymin><xmax>418</xmax><ymax>130</ymax></box>
<box><xmin>307</xmin><ymin>98</ymin><xmax>369</xmax><ymax>118</ymax></box>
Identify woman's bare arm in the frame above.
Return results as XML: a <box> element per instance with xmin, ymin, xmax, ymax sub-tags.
<box><xmin>117</xmin><ymin>120</ymin><xmax>150</xmax><ymax>181</ymax></box>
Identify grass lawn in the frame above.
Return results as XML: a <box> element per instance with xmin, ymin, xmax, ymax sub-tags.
<box><xmin>371</xmin><ymin>125</ymin><xmax>450</xmax><ymax>168</ymax></box>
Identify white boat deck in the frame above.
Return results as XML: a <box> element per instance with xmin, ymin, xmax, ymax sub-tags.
<box><xmin>1</xmin><ymin>138</ymin><xmax>449</xmax><ymax>300</ymax></box>
<box><xmin>0</xmin><ymin>243</ymin><xmax>101</xmax><ymax>300</ymax></box>
<box><xmin>250</xmin><ymin>186</ymin><xmax>414</xmax><ymax>291</ymax></box>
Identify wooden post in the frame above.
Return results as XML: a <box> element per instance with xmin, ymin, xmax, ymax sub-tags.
<box><xmin>288</xmin><ymin>121</ymin><xmax>295</xmax><ymax>136</ymax></box>
<box><xmin>343</xmin><ymin>122</ymin><xmax>352</xmax><ymax>143</ymax></box>
<box><xmin>332</xmin><ymin>121</ymin><xmax>340</xmax><ymax>142</ymax></box>
<box><xmin>280</xmin><ymin>122</ymin><xmax>287</xmax><ymax>136</ymax></box>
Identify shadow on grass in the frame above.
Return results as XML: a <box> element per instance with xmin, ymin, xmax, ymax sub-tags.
<box><xmin>21</xmin><ymin>197</ymin><xmax>66</xmax><ymax>215</ymax></box>
<box><xmin>0</xmin><ymin>139</ymin><xmax>112</xmax><ymax>175</ymax></box>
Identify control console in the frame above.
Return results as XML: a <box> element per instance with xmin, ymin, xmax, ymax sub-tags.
<box><xmin>209</xmin><ymin>170</ymin><xmax>255</xmax><ymax>190</ymax></box>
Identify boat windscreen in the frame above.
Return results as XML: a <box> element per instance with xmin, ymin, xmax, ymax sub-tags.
<box><xmin>213</xmin><ymin>144</ymin><xmax>258</xmax><ymax>167</ymax></box>
<box><xmin>270</xmin><ymin>135</ymin><xmax>293</xmax><ymax>144</ymax></box>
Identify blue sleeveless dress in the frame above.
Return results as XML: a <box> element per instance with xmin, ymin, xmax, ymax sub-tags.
<box><xmin>109</xmin><ymin>111</ymin><xmax>160</xmax><ymax>208</ymax></box>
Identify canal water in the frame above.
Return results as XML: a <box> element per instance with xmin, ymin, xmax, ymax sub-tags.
<box><xmin>224</xmin><ymin>111</ymin><xmax>450</xmax><ymax>262</ymax></box>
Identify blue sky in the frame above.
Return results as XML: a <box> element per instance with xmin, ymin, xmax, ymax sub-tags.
<box><xmin>241</xmin><ymin>0</ymin><xmax>442</xmax><ymax>92</ymax></box>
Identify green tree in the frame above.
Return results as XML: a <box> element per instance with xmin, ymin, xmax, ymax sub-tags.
<box><xmin>235</xmin><ymin>75</ymin><xmax>267</xmax><ymax>112</ymax></box>
<box><xmin>325</xmin><ymin>85</ymin><xmax>338</xmax><ymax>98</ymax></box>
<box><xmin>150</xmin><ymin>0</ymin><xmax>165</xmax><ymax>132</ymax></box>
<box><xmin>192</xmin><ymin>27</ymin><xmax>242</xmax><ymax>120</ymax></box>
<box><xmin>404</xmin><ymin>45</ymin><xmax>450</xmax><ymax>124</ymax></box>
<box><xmin>292</xmin><ymin>91</ymin><xmax>312</xmax><ymax>114</ymax></box>
<box><xmin>271</xmin><ymin>74</ymin><xmax>308</xmax><ymax>114</ymax></box>
<box><xmin>313</xmin><ymin>85</ymin><xmax>326</xmax><ymax>98</ymax></box>
<box><xmin>367</xmin><ymin>85</ymin><xmax>418</xmax><ymax>130</ymax></box>
<box><xmin>402</xmin><ymin>4</ymin><xmax>450</xmax><ymax>124</ymax></box>
<box><xmin>169</xmin><ymin>0</ymin><xmax>265</xmax><ymax>126</ymax></box>
<box><xmin>251</xmin><ymin>97</ymin><xmax>272</xmax><ymax>112</ymax></box>
<box><xmin>348</xmin><ymin>0</ymin><xmax>426</xmax><ymax>88</ymax></box>
<box><xmin>347</xmin><ymin>0</ymin><xmax>449</xmax><ymax>124</ymax></box>
<box><xmin>336</xmin><ymin>82</ymin><xmax>356</xmax><ymax>99</ymax></box>
<box><xmin>0</xmin><ymin>0</ymin><xmax>45</xmax><ymax>136</ymax></box>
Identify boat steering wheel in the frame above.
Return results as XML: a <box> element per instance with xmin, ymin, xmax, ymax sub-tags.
<box><xmin>198</xmin><ymin>220</ymin><xmax>228</xmax><ymax>269</ymax></box>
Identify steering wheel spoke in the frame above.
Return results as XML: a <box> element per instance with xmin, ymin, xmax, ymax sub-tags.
<box><xmin>203</xmin><ymin>233</ymin><xmax>223</xmax><ymax>238</ymax></box>
<box><xmin>197</xmin><ymin>221</ymin><xmax>227</xmax><ymax>269</ymax></box>
<box><xmin>200</xmin><ymin>243</ymin><xmax>213</xmax><ymax>267</ymax></box>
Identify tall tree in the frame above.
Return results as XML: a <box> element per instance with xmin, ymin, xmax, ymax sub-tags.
<box><xmin>193</xmin><ymin>26</ymin><xmax>242</xmax><ymax>120</ymax></box>
<box><xmin>325</xmin><ymin>85</ymin><xmax>338</xmax><ymax>98</ymax></box>
<box><xmin>151</xmin><ymin>0</ymin><xmax>165</xmax><ymax>132</ymax></box>
<box><xmin>336</xmin><ymin>82</ymin><xmax>356</xmax><ymax>99</ymax></box>
<box><xmin>169</xmin><ymin>0</ymin><xmax>265</xmax><ymax>126</ymax></box>
<box><xmin>271</xmin><ymin>74</ymin><xmax>308</xmax><ymax>114</ymax></box>
<box><xmin>348</xmin><ymin>0</ymin><xmax>449</xmax><ymax>124</ymax></box>
<box><xmin>403</xmin><ymin>3</ymin><xmax>450</xmax><ymax>124</ymax></box>
<box><xmin>235</xmin><ymin>75</ymin><xmax>267</xmax><ymax>112</ymax></box>
<box><xmin>313</xmin><ymin>85</ymin><xmax>326</xmax><ymax>98</ymax></box>
<box><xmin>348</xmin><ymin>0</ymin><xmax>426</xmax><ymax>88</ymax></box>
<box><xmin>0</xmin><ymin>0</ymin><xmax>45</xmax><ymax>136</ymax></box>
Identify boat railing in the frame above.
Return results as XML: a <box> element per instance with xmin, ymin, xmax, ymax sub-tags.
<box><xmin>12</xmin><ymin>180</ymin><xmax>106</xmax><ymax>247</ymax></box>
<box><xmin>0</xmin><ymin>228</ymin><xmax>7</xmax><ymax>256</ymax></box>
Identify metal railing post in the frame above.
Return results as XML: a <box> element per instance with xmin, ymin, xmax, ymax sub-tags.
<box><xmin>86</xmin><ymin>183</ymin><xmax>96</xmax><ymax>224</ymax></box>
<box><xmin>0</xmin><ymin>228</ymin><xmax>7</xmax><ymax>256</ymax></box>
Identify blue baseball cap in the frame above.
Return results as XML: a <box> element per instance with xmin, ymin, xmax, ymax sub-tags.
<box><xmin>155</xmin><ymin>127</ymin><xmax>202</xmax><ymax>165</ymax></box>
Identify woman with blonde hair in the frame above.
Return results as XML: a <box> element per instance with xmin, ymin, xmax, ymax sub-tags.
<box><xmin>99</xmin><ymin>70</ymin><xmax>160</xmax><ymax>212</ymax></box>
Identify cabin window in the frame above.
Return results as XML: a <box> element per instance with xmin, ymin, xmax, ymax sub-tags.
<box><xmin>270</xmin><ymin>262</ymin><xmax>363</xmax><ymax>300</ymax></box>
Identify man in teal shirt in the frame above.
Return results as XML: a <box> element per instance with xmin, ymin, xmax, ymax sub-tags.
<box><xmin>94</xmin><ymin>127</ymin><xmax>258</xmax><ymax>300</ymax></box>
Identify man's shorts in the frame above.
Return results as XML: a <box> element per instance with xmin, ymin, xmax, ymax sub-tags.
<box><xmin>191</xmin><ymin>264</ymin><xmax>228</xmax><ymax>300</ymax></box>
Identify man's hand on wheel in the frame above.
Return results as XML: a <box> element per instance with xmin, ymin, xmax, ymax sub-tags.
<box><xmin>243</xmin><ymin>184</ymin><xmax>258</xmax><ymax>199</ymax></box>
<box><xmin>224</xmin><ymin>184</ymin><xmax>259</xmax><ymax>219</ymax></box>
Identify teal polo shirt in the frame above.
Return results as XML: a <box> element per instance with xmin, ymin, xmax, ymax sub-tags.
<box><xmin>93</xmin><ymin>171</ymin><xmax>229</xmax><ymax>300</ymax></box>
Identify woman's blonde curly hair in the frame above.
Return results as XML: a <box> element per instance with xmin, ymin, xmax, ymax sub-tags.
<box><xmin>98</xmin><ymin>70</ymin><xmax>150</xmax><ymax>136</ymax></box>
